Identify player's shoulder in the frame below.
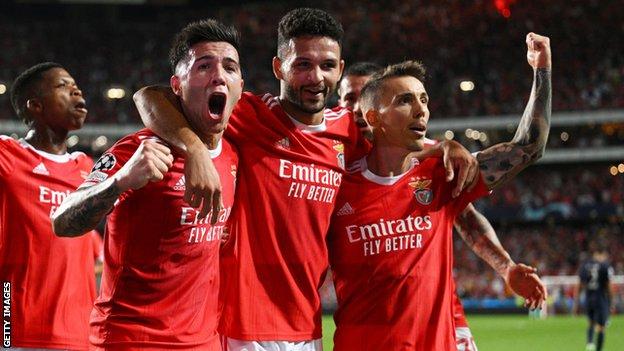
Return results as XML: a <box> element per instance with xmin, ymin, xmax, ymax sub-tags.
<box><xmin>325</xmin><ymin>106</ymin><xmax>352</xmax><ymax>121</ymax></box>
<box><xmin>0</xmin><ymin>135</ymin><xmax>19</xmax><ymax>149</ymax></box>
<box><xmin>418</xmin><ymin>156</ymin><xmax>444</xmax><ymax>171</ymax></box>
<box><xmin>239</xmin><ymin>91</ymin><xmax>277</xmax><ymax>110</ymax></box>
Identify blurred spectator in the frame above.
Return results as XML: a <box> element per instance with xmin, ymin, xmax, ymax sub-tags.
<box><xmin>1</xmin><ymin>0</ymin><xmax>623</xmax><ymax>124</ymax></box>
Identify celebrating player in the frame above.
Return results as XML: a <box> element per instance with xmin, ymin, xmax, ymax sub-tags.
<box><xmin>0</xmin><ymin>62</ymin><xmax>96</xmax><ymax>349</ymax></box>
<box><xmin>576</xmin><ymin>245</ymin><xmax>615</xmax><ymax>351</ymax></box>
<box><xmin>337</xmin><ymin>61</ymin><xmax>381</xmax><ymax>139</ymax></box>
<box><xmin>134</xmin><ymin>8</ymin><xmax>478</xmax><ymax>351</ymax></box>
<box><xmin>52</xmin><ymin>19</ymin><xmax>242</xmax><ymax>349</ymax></box>
<box><xmin>338</xmin><ymin>61</ymin><xmax>546</xmax><ymax>350</ymax></box>
<box><xmin>328</xmin><ymin>32</ymin><xmax>551</xmax><ymax>350</ymax></box>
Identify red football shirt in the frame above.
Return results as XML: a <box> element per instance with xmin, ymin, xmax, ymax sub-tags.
<box><xmin>219</xmin><ymin>93</ymin><xmax>369</xmax><ymax>340</ymax></box>
<box><xmin>422</xmin><ymin>138</ymin><xmax>471</xmax><ymax>329</ymax></box>
<box><xmin>0</xmin><ymin>136</ymin><xmax>96</xmax><ymax>350</ymax></box>
<box><xmin>84</xmin><ymin>130</ymin><xmax>237</xmax><ymax>350</ymax></box>
<box><xmin>328</xmin><ymin>156</ymin><xmax>489</xmax><ymax>350</ymax></box>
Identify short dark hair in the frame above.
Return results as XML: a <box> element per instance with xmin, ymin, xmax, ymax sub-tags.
<box><xmin>277</xmin><ymin>8</ymin><xmax>343</xmax><ymax>57</ymax></box>
<box><xmin>169</xmin><ymin>19</ymin><xmax>240</xmax><ymax>73</ymax></box>
<box><xmin>10</xmin><ymin>62</ymin><xmax>64</xmax><ymax>125</ymax></box>
<box><xmin>343</xmin><ymin>62</ymin><xmax>382</xmax><ymax>78</ymax></box>
<box><xmin>360</xmin><ymin>60</ymin><xmax>426</xmax><ymax>111</ymax></box>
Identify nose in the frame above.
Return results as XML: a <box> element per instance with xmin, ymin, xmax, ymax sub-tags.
<box><xmin>413</xmin><ymin>100</ymin><xmax>426</xmax><ymax>119</ymax></box>
<box><xmin>308</xmin><ymin>65</ymin><xmax>323</xmax><ymax>84</ymax></box>
<box><xmin>71</xmin><ymin>84</ymin><xmax>83</xmax><ymax>97</ymax></box>
<box><xmin>211</xmin><ymin>65</ymin><xmax>227</xmax><ymax>86</ymax></box>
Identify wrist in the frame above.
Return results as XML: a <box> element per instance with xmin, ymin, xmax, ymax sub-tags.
<box><xmin>110</xmin><ymin>173</ymin><xmax>130</xmax><ymax>194</ymax></box>
<box><xmin>500</xmin><ymin>259</ymin><xmax>516</xmax><ymax>282</ymax></box>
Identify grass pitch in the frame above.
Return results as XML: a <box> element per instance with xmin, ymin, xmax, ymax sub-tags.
<box><xmin>321</xmin><ymin>314</ymin><xmax>624</xmax><ymax>350</ymax></box>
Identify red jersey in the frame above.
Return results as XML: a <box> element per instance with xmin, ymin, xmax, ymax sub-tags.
<box><xmin>453</xmin><ymin>292</ymin><xmax>469</xmax><ymax>328</ymax></box>
<box><xmin>0</xmin><ymin>136</ymin><xmax>96</xmax><ymax>350</ymax></box>
<box><xmin>328</xmin><ymin>157</ymin><xmax>489</xmax><ymax>350</ymax></box>
<box><xmin>219</xmin><ymin>93</ymin><xmax>369</xmax><ymax>340</ymax></box>
<box><xmin>422</xmin><ymin>138</ymin><xmax>470</xmax><ymax>329</ymax></box>
<box><xmin>84</xmin><ymin>130</ymin><xmax>237</xmax><ymax>350</ymax></box>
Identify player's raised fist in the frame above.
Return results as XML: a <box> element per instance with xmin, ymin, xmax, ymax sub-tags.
<box><xmin>526</xmin><ymin>32</ymin><xmax>551</xmax><ymax>70</ymax></box>
<box><xmin>113</xmin><ymin>139</ymin><xmax>174</xmax><ymax>191</ymax></box>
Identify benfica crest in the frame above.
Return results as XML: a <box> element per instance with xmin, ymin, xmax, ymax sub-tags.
<box><xmin>409</xmin><ymin>178</ymin><xmax>433</xmax><ymax>205</ymax></box>
<box><xmin>333</xmin><ymin>141</ymin><xmax>345</xmax><ymax>170</ymax></box>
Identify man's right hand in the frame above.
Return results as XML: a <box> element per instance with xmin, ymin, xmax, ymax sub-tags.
<box><xmin>114</xmin><ymin>139</ymin><xmax>174</xmax><ymax>191</ymax></box>
<box><xmin>184</xmin><ymin>143</ymin><xmax>223</xmax><ymax>224</ymax></box>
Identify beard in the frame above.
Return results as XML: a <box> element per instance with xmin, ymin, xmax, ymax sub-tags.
<box><xmin>283</xmin><ymin>83</ymin><xmax>331</xmax><ymax>114</ymax></box>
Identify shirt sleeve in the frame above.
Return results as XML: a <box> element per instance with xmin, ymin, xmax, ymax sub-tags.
<box><xmin>224</xmin><ymin>92</ymin><xmax>257</xmax><ymax>145</ymax></box>
<box><xmin>450</xmin><ymin>171</ymin><xmax>490</xmax><ymax>217</ymax></box>
<box><xmin>79</xmin><ymin>135</ymin><xmax>140</xmax><ymax>205</ymax></box>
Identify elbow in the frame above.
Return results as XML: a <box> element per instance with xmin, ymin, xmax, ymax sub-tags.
<box><xmin>532</xmin><ymin>142</ymin><xmax>547</xmax><ymax>162</ymax></box>
<box><xmin>133</xmin><ymin>86</ymin><xmax>151</xmax><ymax>107</ymax></box>
<box><xmin>51</xmin><ymin>212</ymin><xmax>79</xmax><ymax>237</ymax></box>
<box><xmin>51</xmin><ymin>215</ymin><xmax>70</xmax><ymax>237</ymax></box>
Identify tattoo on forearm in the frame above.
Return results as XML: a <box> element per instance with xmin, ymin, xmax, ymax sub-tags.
<box><xmin>53</xmin><ymin>180</ymin><xmax>121</xmax><ymax>235</ymax></box>
<box><xmin>478</xmin><ymin>68</ymin><xmax>551</xmax><ymax>189</ymax></box>
<box><xmin>455</xmin><ymin>205</ymin><xmax>512</xmax><ymax>277</ymax></box>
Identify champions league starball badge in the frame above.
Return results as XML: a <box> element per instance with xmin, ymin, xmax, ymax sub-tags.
<box><xmin>409</xmin><ymin>178</ymin><xmax>433</xmax><ymax>205</ymax></box>
<box><xmin>92</xmin><ymin>153</ymin><xmax>117</xmax><ymax>172</ymax></box>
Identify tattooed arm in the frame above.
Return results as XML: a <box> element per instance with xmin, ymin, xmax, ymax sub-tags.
<box><xmin>52</xmin><ymin>140</ymin><xmax>173</xmax><ymax>236</ymax></box>
<box><xmin>454</xmin><ymin>204</ymin><xmax>512</xmax><ymax>277</ymax></box>
<box><xmin>478</xmin><ymin>33</ymin><xmax>552</xmax><ymax>190</ymax></box>
<box><xmin>455</xmin><ymin>204</ymin><xmax>547</xmax><ymax>308</ymax></box>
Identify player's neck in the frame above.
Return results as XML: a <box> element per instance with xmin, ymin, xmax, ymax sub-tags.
<box><xmin>366</xmin><ymin>144</ymin><xmax>414</xmax><ymax>177</ymax></box>
<box><xmin>279</xmin><ymin>98</ymin><xmax>324</xmax><ymax>126</ymax></box>
<box><xmin>24</xmin><ymin>126</ymin><xmax>68</xmax><ymax>155</ymax></box>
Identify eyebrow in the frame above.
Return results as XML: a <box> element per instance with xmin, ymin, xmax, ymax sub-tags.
<box><xmin>395</xmin><ymin>91</ymin><xmax>428</xmax><ymax>100</ymax></box>
<box><xmin>195</xmin><ymin>55</ymin><xmax>240</xmax><ymax>66</ymax></box>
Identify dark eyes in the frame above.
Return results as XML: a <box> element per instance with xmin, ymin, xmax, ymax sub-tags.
<box><xmin>398</xmin><ymin>95</ymin><xmax>428</xmax><ymax>104</ymax></box>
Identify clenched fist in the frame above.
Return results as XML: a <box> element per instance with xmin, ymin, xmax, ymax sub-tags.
<box><xmin>113</xmin><ymin>139</ymin><xmax>174</xmax><ymax>191</ymax></box>
<box><xmin>526</xmin><ymin>32</ymin><xmax>551</xmax><ymax>70</ymax></box>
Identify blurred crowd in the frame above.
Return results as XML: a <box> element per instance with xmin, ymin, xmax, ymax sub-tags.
<box><xmin>1</xmin><ymin>0</ymin><xmax>623</xmax><ymax>125</ymax></box>
<box><xmin>478</xmin><ymin>164</ymin><xmax>624</xmax><ymax>222</ymax></box>
<box><xmin>454</xmin><ymin>221</ymin><xmax>624</xmax><ymax>299</ymax></box>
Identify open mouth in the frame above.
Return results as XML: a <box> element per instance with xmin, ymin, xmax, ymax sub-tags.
<box><xmin>74</xmin><ymin>101</ymin><xmax>88</xmax><ymax>114</ymax></box>
<box><xmin>408</xmin><ymin>124</ymin><xmax>427</xmax><ymax>137</ymax></box>
<box><xmin>208</xmin><ymin>93</ymin><xmax>226</xmax><ymax>119</ymax></box>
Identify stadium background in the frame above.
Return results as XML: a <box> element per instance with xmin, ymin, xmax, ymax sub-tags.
<box><xmin>0</xmin><ymin>0</ymin><xmax>622</xmax><ymax>349</ymax></box>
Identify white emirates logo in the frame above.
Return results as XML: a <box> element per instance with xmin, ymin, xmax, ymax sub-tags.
<box><xmin>32</xmin><ymin>162</ymin><xmax>49</xmax><ymax>175</ymax></box>
<box><xmin>336</xmin><ymin>202</ymin><xmax>355</xmax><ymax>216</ymax></box>
<box><xmin>174</xmin><ymin>176</ymin><xmax>186</xmax><ymax>191</ymax></box>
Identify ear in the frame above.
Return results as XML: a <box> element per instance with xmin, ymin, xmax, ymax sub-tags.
<box><xmin>365</xmin><ymin>109</ymin><xmax>380</xmax><ymax>128</ymax></box>
<box><xmin>170</xmin><ymin>75</ymin><xmax>182</xmax><ymax>96</ymax></box>
<box><xmin>338</xmin><ymin>59</ymin><xmax>345</xmax><ymax>80</ymax></box>
<box><xmin>26</xmin><ymin>98</ymin><xmax>43</xmax><ymax>115</ymax></box>
<box><xmin>272</xmin><ymin>56</ymin><xmax>283</xmax><ymax>80</ymax></box>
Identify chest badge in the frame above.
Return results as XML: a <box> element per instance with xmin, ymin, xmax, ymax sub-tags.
<box><xmin>332</xmin><ymin>141</ymin><xmax>345</xmax><ymax>170</ymax></box>
<box><xmin>409</xmin><ymin>178</ymin><xmax>433</xmax><ymax>205</ymax></box>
